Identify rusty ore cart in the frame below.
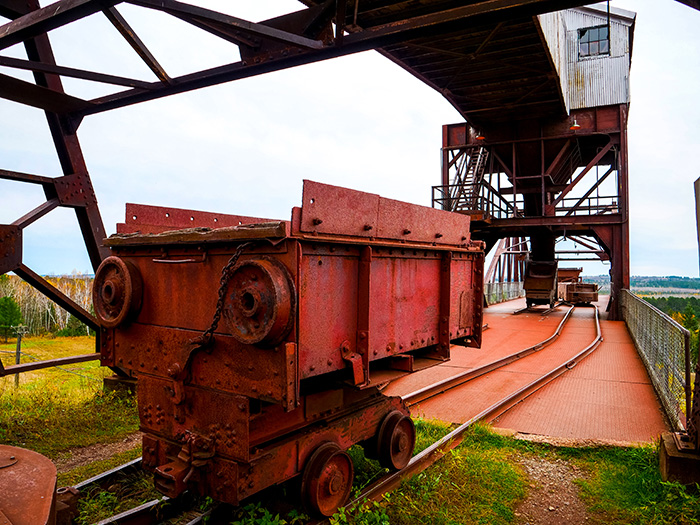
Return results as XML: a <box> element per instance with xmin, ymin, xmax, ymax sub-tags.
<box><xmin>92</xmin><ymin>180</ymin><xmax>484</xmax><ymax>516</ymax></box>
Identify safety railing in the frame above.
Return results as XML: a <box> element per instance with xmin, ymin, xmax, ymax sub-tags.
<box><xmin>621</xmin><ymin>289</ymin><xmax>691</xmax><ymax>431</ymax></box>
<box><xmin>432</xmin><ymin>184</ymin><xmax>521</xmax><ymax>219</ymax></box>
<box><xmin>485</xmin><ymin>282</ymin><xmax>524</xmax><ymax>306</ymax></box>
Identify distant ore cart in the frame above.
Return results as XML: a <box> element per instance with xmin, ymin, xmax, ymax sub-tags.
<box><xmin>557</xmin><ymin>267</ymin><xmax>599</xmax><ymax>304</ymax></box>
<box><xmin>524</xmin><ymin>259</ymin><xmax>558</xmax><ymax>308</ymax></box>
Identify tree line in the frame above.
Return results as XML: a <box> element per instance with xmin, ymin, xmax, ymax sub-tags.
<box><xmin>644</xmin><ymin>296</ymin><xmax>699</xmax><ymax>367</ymax></box>
<box><xmin>0</xmin><ymin>274</ymin><xmax>93</xmax><ymax>338</ymax></box>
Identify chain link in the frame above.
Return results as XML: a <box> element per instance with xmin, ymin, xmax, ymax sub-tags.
<box><xmin>195</xmin><ymin>241</ymin><xmax>253</xmax><ymax>347</ymax></box>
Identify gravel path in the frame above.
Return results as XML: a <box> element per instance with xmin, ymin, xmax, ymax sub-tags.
<box><xmin>514</xmin><ymin>453</ymin><xmax>591</xmax><ymax>525</ymax></box>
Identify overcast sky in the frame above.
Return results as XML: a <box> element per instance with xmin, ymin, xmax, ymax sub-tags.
<box><xmin>0</xmin><ymin>0</ymin><xmax>699</xmax><ymax>277</ymax></box>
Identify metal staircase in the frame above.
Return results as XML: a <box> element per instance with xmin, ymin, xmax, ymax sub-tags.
<box><xmin>448</xmin><ymin>146</ymin><xmax>489</xmax><ymax>212</ymax></box>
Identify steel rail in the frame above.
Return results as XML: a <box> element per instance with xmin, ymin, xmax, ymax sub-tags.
<box><xmin>353</xmin><ymin>305</ymin><xmax>602</xmax><ymax>506</ymax></box>
<box><xmin>72</xmin><ymin>457</ymin><xmax>142</xmax><ymax>491</ymax></box>
<box><xmin>403</xmin><ymin>304</ymin><xmax>575</xmax><ymax>406</ymax></box>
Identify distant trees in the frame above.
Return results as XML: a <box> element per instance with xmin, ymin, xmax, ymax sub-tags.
<box><xmin>645</xmin><ymin>297</ymin><xmax>699</xmax><ymax>368</ymax></box>
<box><xmin>0</xmin><ymin>296</ymin><xmax>24</xmax><ymax>342</ymax></box>
<box><xmin>0</xmin><ymin>273</ymin><xmax>93</xmax><ymax>337</ymax></box>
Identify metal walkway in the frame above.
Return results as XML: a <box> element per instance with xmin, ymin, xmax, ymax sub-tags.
<box><xmin>384</xmin><ymin>297</ymin><xmax>668</xmax><ymax>444</ymax></box>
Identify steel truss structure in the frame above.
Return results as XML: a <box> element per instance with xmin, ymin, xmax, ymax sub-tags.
<box><xmin>434</xmin><ymin>104</ymin><xmax>629</xmax><ymax>319</ymax></box>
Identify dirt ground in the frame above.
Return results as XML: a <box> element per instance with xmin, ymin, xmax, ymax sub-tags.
<box><xmin>514</xmin><ymin>453</ymin><xmax>591</xmax><ymax>525</ymax></box>
<box><xmin>54</xmin><ymin>432</ymin><xmax>142</xmax><ymax>474</ymax></box>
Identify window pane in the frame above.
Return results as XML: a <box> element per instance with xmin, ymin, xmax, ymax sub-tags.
<box><xmin>580</xmin><ymin>42</ymin><xmax>589</xmax><ymax>56</ymax></box>
<box><xmin>580</xmin><ymin>28</ymin><xmax>590</xmax><ymax>43</ymax></box>
<box><xmin>600</xmin><ymin>40</ymin><xmax>609</xmax><ymax>54</ymax></box>
<box><xmin>600</xmin><ymin>26</ymin><xmax>609</xmax><ymax>40</ymax></box>
<box><xmin>589</xmin><ymin>27</ymin><xmax>599</xmax><ymax>42</ymax></box>
<box><xmin>590</xmin><ymin>41</ymin><xmax>599</xmax><ymax>55</ymax></box>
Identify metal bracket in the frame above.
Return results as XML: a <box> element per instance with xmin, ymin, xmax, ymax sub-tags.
<box><xmin>672</xmin><ymin>431</ymin><xmax>698</xmax><ymax>453</ymax></box>
<box><xmin>0</xmin><ymin>225</ymin><xmax>21</xmax><ymax>275</ymax></box>
<box><xmin>340</xmin><ymin>340</ymin><xmax>365</xmax><ymax>386</ymax></box>
<box><xmin>53</xmin><ymin>172</ymin><xmax>97</xmax><ymax>207</ymax></box>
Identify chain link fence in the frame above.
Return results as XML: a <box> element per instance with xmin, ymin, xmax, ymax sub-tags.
<box><xmin>621</xmin><ymin>289</ymin><xmax>691</xmax><ymax>431</ymax></box>
<box><xmin>485</xmin><ymin>282</ymin><xmax>524</xmax><ymax>306</ymax></box>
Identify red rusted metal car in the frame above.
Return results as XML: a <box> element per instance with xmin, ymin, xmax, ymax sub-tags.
<box><xmin>93</xmin><ymin>180</ymin><xmax>484</xmax><ymax>515</ymax></box>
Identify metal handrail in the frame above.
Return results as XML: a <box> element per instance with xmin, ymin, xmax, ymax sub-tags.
<box><xmin>621</xmin><ymin>289</ymin><xmax>691</xmax><ymax>431</ymax></box>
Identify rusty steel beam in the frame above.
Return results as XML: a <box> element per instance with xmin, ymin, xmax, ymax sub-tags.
<box><xmin>103</xmin><ymin>6</ymin><xmax>171</xmax><ymax>84</ymax></box>
<box><xmin>0</xmin><ymin>168</ymin><xmax>56</xmax><ymax>187</ymax></box>
<box><xmin>128</xmin><ymin>0</ymin><xmax>325</xmax><ymax>49</ymax></box>
<box><xmin>0</xmin><ymin>71</ymin><xmax>90</xmax><ymax>113</ymax></box>
<box><xmin>564</xmin><ymin>166</ymin><xmax>616</xmax><ymax>217</ymax></box>
<box><xmin>0</xmin><ymin>0</ymin><xmax>120</xmax><ymax>50</ymax></box>
<box><xmin>12</xmin><ymin>199</ymin><xmax>60</xmax><ymax>229</ymax></box>
<box><xmin>0</xmin><ymin>53</ymin><xmax>155</xmax><ymax>90</ymax></box>
<box><xmin>63</xmin><ymin>0</ymin><xmax>591</xmax><ymax>118</ymax></box>
<box><xmin>549</xmin><ymin>141</ymin><xmax>614</xmax><ymax>209</ymax></box>
<box><xmin>0</xmin><ymin>353</ymin><xmax>99</xmax><ymax>377</ymax></box>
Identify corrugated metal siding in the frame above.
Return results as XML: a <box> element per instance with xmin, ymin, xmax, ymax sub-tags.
<box><xmin>565</xmin><ymin>10</ymin><xmax>631</xmax><ymax>110</ymax></box>
<box><xmin>538</xmin><ymin>12</ymin><xmax>570</xmax><ymax>112</ymax></box>
<box><xmin>568</xmin><ymin>54</ymin><xmax>629</xmax><ymax>109</ymax></box>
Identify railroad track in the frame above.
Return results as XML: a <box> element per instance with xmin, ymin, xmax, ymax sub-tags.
<box><xmin>88</xmin><ymin>305</ymin><xmax>601</xmax><ymax>525</ymax></box>
<box><xmin>512</xmin><ymin>301</ymin><xmax>566</xmax><ymax>316</ymax></box>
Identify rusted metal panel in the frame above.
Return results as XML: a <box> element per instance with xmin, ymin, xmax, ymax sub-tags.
<box><xmin>300</xmin><ymin>180</ymin><xmax>471</xmax><ymax>246</ymax></box>
<box><xmin>0</xmin><ymin>445</ymin><xmax>57</xmax><ymax>525</ymax></box>
<box><xmin>117</xmin><ymin>203</ymin><xmax>276</xmax><ymax>234</ymax></box>
<box><xmin>138</xmin><ymin>375</ymin><xmax>251</xmax><ymax>462</ymax></box>
<box><xmin>300</xmin><ymin>181</ymin><xmax>379</xmax><ymax>239</ymax></box>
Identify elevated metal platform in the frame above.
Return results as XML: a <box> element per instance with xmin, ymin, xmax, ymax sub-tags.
<box><xmin>384</xmin><ymin>297</ymin><xmax>668</xmax><ymax>443</ymax></box>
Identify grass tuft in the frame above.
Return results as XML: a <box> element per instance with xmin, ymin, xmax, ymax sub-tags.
<box><xmin>58</xmin><ymin>447</ymin><xmax>143</xmax><ymax>488</ymax></box>
<box><xmin>561</xmin><ymin>445</ymin><xmax>700</xmax><ymax>525</ymax></box>
<box><xmin>75</xmin><ymin>469</ymin><xmax>161</xmax><ymax>525</ymax></box>
<box><xmin>0</xmin><ymin>336</ymin><xmax>139</xmax><ymax>459</ymax></box>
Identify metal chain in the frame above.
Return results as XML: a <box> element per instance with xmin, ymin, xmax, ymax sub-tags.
<box><xmin>195</xmin><ymin>241</ymin><xmax>253</xmax><ymax>347</ymax></box>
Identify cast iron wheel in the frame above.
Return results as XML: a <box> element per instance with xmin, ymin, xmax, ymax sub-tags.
<box><xmin>377</xmin><ymin>411</ymin><xmax>415</xmax><ymax>471</ymax></box>
<box><xmin>301</xmin><ymin>442</ymin><xmax>354</xmax><ymax>517</ymax></box>
<box><xmin>92</xmin><ymin>256</ymin><xmax>143</xmax><ymax>328</ymax></box>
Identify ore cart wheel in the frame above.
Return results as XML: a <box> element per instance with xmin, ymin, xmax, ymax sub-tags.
<box><xmin>301</xmin><ymin>442</ymin><xmax>354</xmax><ymax>517</ymax></box>
<box><xmin>377</xmin><ymin>411</ymin><xmax>415</xmax><ymax>471</ymax></box>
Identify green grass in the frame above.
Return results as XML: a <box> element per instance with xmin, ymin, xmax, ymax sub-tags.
<box><xmin>58</xmin><ymin>446</ymin><xmax>143</xmax><ymax>487</ymax></box>
<box><xmin>561</xmin><ymin>445</ymin><xmax>700</xmax><ymax>525</ymax></box>
<box><xmin>0</xmin><ymin>336</ymin><xmax>139</xmax><ymax>459</ymax></box>
<box><xmin>0</xmin><ymin>381</ymin><xmax>139</xmax><ymax>458</ymax></box>
<box><xmin>337</xmin><ymin>423</ymin><xmax>700</xmax><ymax>525</ymax></box>
<box><xmin>377</xmin><ymin>423</ymin><xmax>528</xmax><ymax>525</ymax></box>
<box><xmin>75</xmin><ymin>469</ymin><xmax>162</xmax><ymax>525</ymax></box>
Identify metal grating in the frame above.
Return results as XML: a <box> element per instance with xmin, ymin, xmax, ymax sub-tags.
<box><xmin>621</xmin><ymin>290</ymin><xmax>691</xmax><ymax>431</ymax></box>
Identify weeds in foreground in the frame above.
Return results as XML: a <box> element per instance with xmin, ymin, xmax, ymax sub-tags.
<box><xmin>382</xmin><ymin>423</ymin><xmax>527</xmax><ymax>525</ymax></box>
<box><xmin>75</xmin><ymin>469</ymin><xmax>161</xmax><ymax>525</ymax></box>
<box><xmin>0</xmin><ymin>336</ymin><xmax>139</xmax><ymax>458</ymax></box>
<box><xmin>230</xmin><ymin>503</ymin><xmax>308</xmax><ymax>525</ymax></box>
<box><xmin>58</xmin><ymin>447</ymin><xmax>142</xmax><ymax>488</ymax></box>
<box><xmin>562</xmin><ymin>445</ymin><xmax>700</xmax><ymax>525</ymax></box>
<box><xmin>0</xmin><ymin>387</ymin><xmax>139</xmax><ymax>458</ymax></box>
